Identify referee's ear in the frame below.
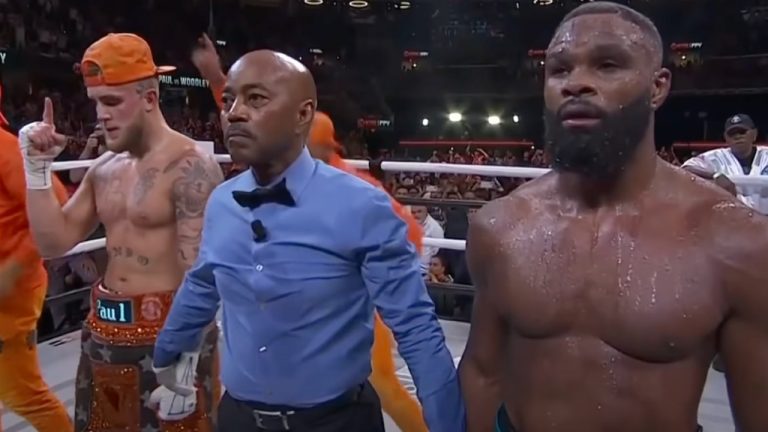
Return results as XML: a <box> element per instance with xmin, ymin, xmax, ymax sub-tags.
<box><xmin>296</xmin><ymin>99</ymin><xmax>316</xmax><ymax>137</ymax></box>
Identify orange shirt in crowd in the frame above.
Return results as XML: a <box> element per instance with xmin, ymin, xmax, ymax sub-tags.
<box><xmin>0</xmin><ymin>126</ymin><xmax>68</xmax><ymax>290</ymax></box>
<box><xmin>327</xmin><ymin>153</ymin><xmax>424</xmax><ymax>253</ymax></box>
<box><xmin>310</xmin><ymin>112</ymin><xmax>424</xmax><ymax>253</ymax></box>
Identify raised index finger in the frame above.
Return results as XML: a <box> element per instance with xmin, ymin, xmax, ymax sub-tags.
<box><xmin>42</xmin><ymin>97</ymin><xmax>55</xmax><ymax>125</ymax></box>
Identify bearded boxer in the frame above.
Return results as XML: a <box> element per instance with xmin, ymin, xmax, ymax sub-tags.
<box><xmin>459</xmin><ymin>2</ymin><xmax>768</xmax><ymax>432</ymax></box>
<box><xmin>19</xmin><ymin>33</ymin><xmax>223</xmax><ymax>431</ymax></box>
<box><xmin>0</xmin><ymin>92</ymin><xmax>71</xmax><ymax>431</ymax></box>
<box><xmin>191</xmin><ymin>39</ymin><xmax>431</xmax><ymax>431</ymax></box>
<box><xmin>155</xmin><ymin>49</ymin><xmax>464</xmax><ymax>432</ymax></box>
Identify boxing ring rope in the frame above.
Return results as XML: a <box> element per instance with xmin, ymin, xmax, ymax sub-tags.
<box><xmin>61</xmin><ymin>236</ymin><xmax>467</xmax><ymax>255</ymax></box>
<box><xmin>51</xmin><ymin>152</ymin><xmax>768</xmax><ymax>258</ymax></box>
<box><xmin>51</xmin><ymin>155</ymin><xmax>768</xmax><ymax>187</ymax></box>
<box><xmin>46</xmin><ymin>151</ymin><xmax>768</xmax><ymax>325</ymax></box>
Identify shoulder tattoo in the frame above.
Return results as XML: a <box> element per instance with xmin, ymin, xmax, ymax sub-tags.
<box><xmin>167</xmin><ymin>153</ymin><xmax>224</xmax><ymax>221</ymax></box>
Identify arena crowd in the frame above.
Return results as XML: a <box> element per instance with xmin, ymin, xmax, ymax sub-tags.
<box><xmin>0</xmin><ymin>0</ymin><xmax>760</xmax><ymax>334</ymax></box>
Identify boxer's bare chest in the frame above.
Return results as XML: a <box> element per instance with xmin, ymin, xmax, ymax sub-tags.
<box><xmin>92</xmin><ymin>156</ymin><xmax>175</xmax><ymax>229</ymax></box>
<box><xmin>490</xmin><ymin>199</ymin><xmax>725</xmax><ymax>361</ymax></box>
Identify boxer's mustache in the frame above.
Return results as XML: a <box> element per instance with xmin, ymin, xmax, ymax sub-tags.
<box><xmin>225</xmin><ymin>125</ymin><xmax>252</xmax><ymax>140</ymax></box>
<box><xmin>557</xmin><ymin>100</ymin><xmax>607</xmax><ymax>120</ymax></box>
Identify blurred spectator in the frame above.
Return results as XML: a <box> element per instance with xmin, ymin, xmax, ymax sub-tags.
<box><xmin>410</xmin><ymin>205</ymin><xmax>444</xmax><ymax>274</ymax></box>
<box><xmin>427</xmin><ymin>255</ymin><xmax>453</xmax><ymax>284</ymax></box>
<box><xmin>68</xmin><ymin>124</ymin><xmax>106</xmax><ymax>185</ymax></box>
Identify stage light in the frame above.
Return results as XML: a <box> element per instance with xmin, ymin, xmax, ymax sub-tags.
<box><xmin>448</xmin><ymin>112</ymin><xmax>462</xmax><ymax>122</ymax></box>
<box><xmin>398</xmin><ymin>1</ymin><xmax>411</xmax><ymax>9</ymax></box>
<box><xmin>348</xmin><ymin>0</ymin><xmax>369</xmax><ymax>8</ymax></box>
<box><xmin>512</xmin><ymin>115</ymin><xmax>520</xmax><ymax>123</ymax></box>
<box><xmin>304</xmin><ymin>0</ymin><xmax>323</xmax><ymax>4</ymax></box>
<box><xmin>422</xmin><ymin>118</ymin><xmax>429</xmax><ymax>127</ymax></box>
<box><xmin>488</xmin><ymin>115</ymin><xmax>501</xmax><ymax>125</ymax></box>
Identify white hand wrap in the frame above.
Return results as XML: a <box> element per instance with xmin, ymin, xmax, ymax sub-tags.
<box><xmin>18</xmin><ymin>122</ymin><xmax>53</xmax><ymax>190</ymax></box>
<box><xmin>150</xmin><ymin>351</ymin><xmax>200</xmax><ymax>421</ymax></box>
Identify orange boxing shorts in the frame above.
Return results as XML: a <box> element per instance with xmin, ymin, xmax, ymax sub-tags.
<box><xmin>74</xmin><ymin>283</ymin><xmax>220</xmax><ymax>432</ymax></box>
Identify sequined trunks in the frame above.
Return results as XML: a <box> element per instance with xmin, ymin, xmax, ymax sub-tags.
<box><xmin>74</xmin><ymin>284</ymin><xmax>220</xmax><ymax>432</ymax></box>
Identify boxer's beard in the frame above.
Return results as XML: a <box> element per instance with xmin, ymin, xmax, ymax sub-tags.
<box><xmin>544</xmin><ymin>93</ymin><xmax>652</xmax><ymax>181</ymax></box>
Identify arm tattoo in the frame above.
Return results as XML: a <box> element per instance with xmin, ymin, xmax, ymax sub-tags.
<box><xmin>169</xmin><ymin>153</ymin><xmax>223</xmax><ymax>268</ymax></box>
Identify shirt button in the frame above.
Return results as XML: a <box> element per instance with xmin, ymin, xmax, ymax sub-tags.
<box><xmin>256</xmin><ymin>264</ymin><xmax>264</xmax><ymax>271</ymax></box>
<box><xmin>259</xmin><ymin>346</ymin><xmax>267</xmax><ymax>352</ymax></box>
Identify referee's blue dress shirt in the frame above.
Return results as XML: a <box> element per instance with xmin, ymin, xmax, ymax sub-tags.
<box><xmin>154</xmin><ymin>147</ymin><xmax>466</xmax><ymax>431</ymax></box>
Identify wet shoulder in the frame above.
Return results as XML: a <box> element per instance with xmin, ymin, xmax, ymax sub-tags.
<box><xmin>666</xmin><ymin>163</ymin><xmax>733</xmax><ymax>200</ymax></box>
<box><xmin>663</xmin><ymin>163</ymin><xmax>768</xmax><ymax>257</ymax></box>
<box><xmin>476</xmin><ymin>171</ymin><xmax>557</xmax><ymax>227</ymax></box>
<box><xmin>663</xmin><ymin>163</ymin><xmax>749</xmax><ymax>222</ymax></box>
<box><xmin>468</xmin><ymin>173</ymin><xmax>557</xmax><ymax>259</ymax></box>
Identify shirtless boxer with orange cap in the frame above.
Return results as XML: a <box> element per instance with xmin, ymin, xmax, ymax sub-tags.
<box><xmin>191</xmin><ymin>36</ymin><xmax>428</xmax><ymax>432</ymax></box>
<box><xmin>0</xmin><ymin>89</ymin><xmax>72</xmax><ymax>432</ymax></box>
<box><xmin>19</xmin><ymin>33</ymin><xmax>223</xmax><ymax>431</ymax></box>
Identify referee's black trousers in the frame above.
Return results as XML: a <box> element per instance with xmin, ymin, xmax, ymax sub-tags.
<box><xmin>216</xmin><ymin>381</ymin><xmax>385</xmax><ymax>432</ymax></box>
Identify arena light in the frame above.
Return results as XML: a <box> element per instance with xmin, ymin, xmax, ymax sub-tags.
<box><xmin>304</xmin><ymin>0</ymin><xmax>323</xmax><ymax>4</ymax></box>
<box><xmin>488</xmin><ymin>115</ymin><xmax>501</xmax><ymax>126</ymax></box>
<box><xmin>448</xmin><ymin>112</ymin><xmax>462</xmax><ymax>123</ymax></box>
<box><xmin>348</xmin><ymin>0</ymin><xmax>369</xmax><ymax>8</ymax></box>
<box><xmin>399</xmin><ymin>1</ymin><xmax>412</xmax><ymax>9</ymax></box>
<box><xmin>513</xmin><ymin>114</ymin><xmax>520</xmax><ymax>123</ymax></box>
<box><xmin>422</xmin><ymin>118</ymin><xmax>429</xmax><ymax>127</ymax></box>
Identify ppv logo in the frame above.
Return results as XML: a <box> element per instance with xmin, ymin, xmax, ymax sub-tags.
<box><xmin>95</xmin><ymin>298</ymin><xmax>133</xmax><ymax>324</ymax></box>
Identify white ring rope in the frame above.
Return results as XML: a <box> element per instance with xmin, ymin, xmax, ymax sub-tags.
<box><xmin>63</xmin><ymin>236</ymin><xmax>466</xmax><ymax>256</ymax></box>
<box><xmin>51</xmin><ymin>151</ymin><xmax>768</xmax><ymax>258</ymax></box>
<box><xmin>53</xmin><ymin>155</ymin><xmax>768</xmax><ymax>187</ymax></box>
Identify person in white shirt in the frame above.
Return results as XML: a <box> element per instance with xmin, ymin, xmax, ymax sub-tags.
<box><xmin>683</xmin><ymin>113</ymin><xmax>768</xmax><ymax>214</ymax></box>
<box><xmin>683</xmin><ymin>113</ymin><xmax>768</xmax><ymax>374</ymax></box>
<box><xmin>410</xmin><ymin>205</ymin><xmax>444</xmax><ymax>274</ymax></box>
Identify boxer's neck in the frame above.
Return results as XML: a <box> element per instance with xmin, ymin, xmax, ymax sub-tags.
<box><xmin>126</xmin><ymin>113</ymin><xmax>170</xmax><ymax>159</ymax></box>
<box><xmin>560</xmin><ymin>138</ymin><xmax>658</xmax><ymax>208</ymax></box>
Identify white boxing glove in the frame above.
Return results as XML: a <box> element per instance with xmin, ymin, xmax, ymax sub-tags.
<box><xmin>18</xmin><ymin>98</ymin><xmax>68</xmax><ymax>190</ymax></box>
<box><xmin>149</xmin><ymin>351</ymin><xmax>200</xmax><ymax>421</ymax></box>
<box><xmin>18</xmin><ymin>122</ymin><xmax>55</xmax><ymax>190</ymax></box>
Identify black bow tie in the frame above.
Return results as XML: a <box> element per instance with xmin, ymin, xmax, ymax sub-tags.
<box><xmin>232</xmin><ymin>179</ymin><xmax>296</xmax><ymax>208</ymax></box>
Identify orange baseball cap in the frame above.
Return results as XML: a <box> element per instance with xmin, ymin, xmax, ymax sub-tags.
<box><xmin>310</xmin><ymin>112</ymin><xmax>341</xmax><ymax>151</ymax></box>
<box><xmin>80</xmin><ymin>33</ymin><xmax>176</xmax><ymax>87</ymax></box>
